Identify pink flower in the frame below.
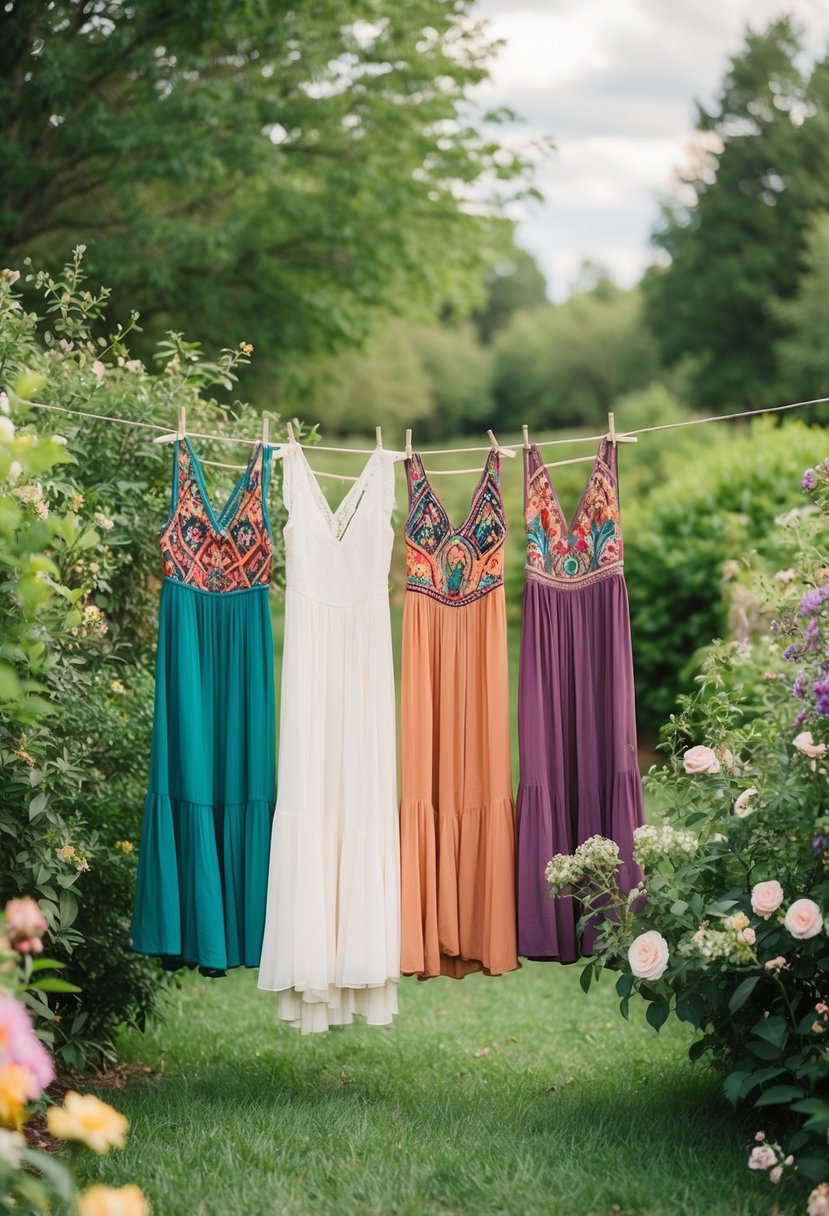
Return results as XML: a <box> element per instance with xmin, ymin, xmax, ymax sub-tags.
<box><xmin>748</xmin><ymin>1143</ymin><xmax>777</xmax><ymax>1170</ymax></box>
<box><xmin>754</xmin><ymin>1131</ymin><xmax>766</xmax><ymax>1142</ymax></box>
<box><xmin>816</xmin><ymin>1002</ymin><xmax>828</xmax><ymax>1015</ymax></box>
<box><xmin>764</xmin><ymin>956</ymin><xmax>787</xmax><ymax>972</ymax></box>
<box><xmin>812</xmin><ymin>1021</ymin><xmax>825</xmax><ymax>1034</ymax></box>
<box><xmin>783</xmin><ymin>898</ymin><xmax>823</xmax><ymax>940</ymax></box>
<box><xmin>0</xmin><ymin>994</ymin><xmax>54</xmax><ymax>1094</ymax></box>
<box><xmin>683</xmin><ymin>745</ymin><xmax>721</xmax><ymax>775</ymax></box>
<box><xmin>751</xmin><ymin>881</ymin><xmax>784</xmax><ymax>918</ymax></box>
<box><xmin>5</xmin><ymin>898</ymin><xmax>48</xmax><ymax>953</ymax></box>
<box><xmin>794</xmin><ymin>730</ymin><xmax>826</xmax><ymax>760</ymax></box>
<box><xmin>808</xmin><ymin>1183</ymin><xmax>829</xmax><ymax>1216</ymax></box>
<box><xmin>769</xmin><ymin>1165</ymin><xmax>783</xmax><ymax>1184</ymax></box>
<box><xmin>739</xmin><ymin>927</ymin><xmax>756</xmax><ymax>945</ymax></box>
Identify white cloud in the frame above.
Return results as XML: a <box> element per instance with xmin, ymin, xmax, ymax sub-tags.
<box><xmin>474</xmin><ymin>0</ymin><xmax>829</xmax><ymax>299</ymax></box>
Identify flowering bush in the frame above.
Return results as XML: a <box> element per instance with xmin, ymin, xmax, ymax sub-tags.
<box><xmin>549</xmin><ymin>456</ymin><xmax>829</xmax><ymax>1204</ymax></box>
<box><xmin>0</xmin><ymin>252</ymin><xmax>288</xmax><ymax>1064</ymax></box>
<box><xmin>0</xmin><ymin>898</ymin><xmax>149</xmax><ymax>1214</ymax></box>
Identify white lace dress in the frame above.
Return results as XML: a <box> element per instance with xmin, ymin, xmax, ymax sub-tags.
<box><xmin>258</xmin><ymin>444</ymin><xmax>400</xmax><ymax>1033</ymax></box>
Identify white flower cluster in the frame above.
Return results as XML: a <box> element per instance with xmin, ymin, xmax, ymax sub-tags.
<box><xmin>574</xmin><ymin>835</ymin><xmax>621</xmax><ymax>869</ymax></box>
<box><xmin>545</xmin><ymin>836</ymin><xmax>621</xmax><ymax>896</ymax></box>
<box><xmin>679</xmin><ymin>914</ymin><xmax>756</xmax><ymax>965</ymax></box>
<box><xmin>632</xmin><ymin>823</ymin><xmax>698</xmax><ymax>867</ymax></box>
<box><xmin>545</xmin><ymin>852</ymin><xmax>579</xmax><ymax>895</ymax></box>
<box><xmin>13</xmin><ymin>483</ymin><xmax>48</xmax><ymax>519</ymax></box>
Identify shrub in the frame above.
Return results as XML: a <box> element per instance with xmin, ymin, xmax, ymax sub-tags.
<box><xmin>624</xmin><ymin>418</ymin><xmax>825</xmax><ymax>733</ymax></box>
<box><xmin>546</xmin><ymin>456</ymin><xmax>829</xmax><ymax>1202</ymax></box>
<box><xmin>0</xmin><ymin>251</ymin><xmax>287</xmax><ymax>1064</ymax></box>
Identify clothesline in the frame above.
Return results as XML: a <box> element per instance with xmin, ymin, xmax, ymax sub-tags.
<box><xmin>18</xmin><ymin>392</ymin><xmax>829</xmax><ymax>478</ymax></box>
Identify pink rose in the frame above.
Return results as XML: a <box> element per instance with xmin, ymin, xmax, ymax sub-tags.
<box><xmin>683</xmin><ymin>745</ymin><xmax>721</xmax><ymax>775</ymax></box>
<box><xmin>769</xmin><ymin>1165</ymin><xmax>783</xmax><ymax>1184</ymax></box>
<box><xmin>5</xmin><ymin>897</ymin><xmax>48</xmax><ymax>953</ymax></box>
<box><xmin>748</xmin><ymin>1143</ymin><xmax>777</xmax><ymax>1170</ymax></box>
<box><xmin>627</xmin><ymin>930</ymin><xmax>669</xmax><ymax>980</ymax></box>
<box><xmin>764</xmin><ymin>956</ymin><xmax>787</xmax><ymax>972</ymax></box>
<box><xmin>751</xmin><ymin>881</ymin><xmax>784</xmax><ymax>919</ymax></box>
<box><xmin>783</xmin><ymin>897</ymin><xmax>823</xmax><ymax>940</ymax></box>
<box><xmin>794</xmin><ymin>731</ymin><xmax>826</xmax><ymax>760</ymax></box>
<box><xmin>808</xmin><ymin>1183</ymin><xmax>829</xmax><ymax>1216</ymax></box>
<box><xmin>740</xmin><ymin>927</ymin><xmax>756</xmax><ymax>945</ymax></box>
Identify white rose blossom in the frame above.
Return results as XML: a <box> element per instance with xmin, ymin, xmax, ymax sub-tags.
<box><xmin>628</xmin><ymin>930</ymin><xmax>669</xmax><ymax>981</ymax></box>
<box><xmin>733</xmin><ymin>787</ymin><xmax>758</xmax><ymax>817</ymax></box>
<box><xmin>751</xmin><ymin>880</ymin><xmax>784</xmax><ymax>919</ymax></box>
<box><xmin>683</xmin><ymin>745</ymin><xmax>721</xmax><ymax>775</ymax></box>
<box><xmin>783</xmin><ymin>898</ymin><xmax>823</xmax><ymax>940</ymax></box>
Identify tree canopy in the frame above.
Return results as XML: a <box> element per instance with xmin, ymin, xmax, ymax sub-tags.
<box><xmin>1</xmin><ymin>1</ymin><xmax>541</xmax><ymax>398</ymax></box>
<box><xmin>645</xmin><ymin>18</ymin><xmax>829</xmax><ymax>411</ymax></box>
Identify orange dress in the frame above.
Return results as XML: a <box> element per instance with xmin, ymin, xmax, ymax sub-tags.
<box><xmin>399</xmin><ymin>450</ymin><xmax>518</xmax><ymax>978</ymax></box>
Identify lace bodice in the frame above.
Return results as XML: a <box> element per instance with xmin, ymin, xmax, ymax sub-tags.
<box><xmin>281</xmin><ymin>444</ymin><xmax>397</xmax><ymax>606</ymax></box>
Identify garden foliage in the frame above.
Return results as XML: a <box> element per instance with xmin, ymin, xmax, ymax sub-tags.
<box><xmin>548</xmin><ymin>457</ymin><xmax>829</xmax><ymax>1201</ymax></box>
<box><xmin>0</xmin><ymin>253</ymin><xmax>286</xmax><ymax>1066</ymax></box>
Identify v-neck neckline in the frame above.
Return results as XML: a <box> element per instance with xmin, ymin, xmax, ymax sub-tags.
<box><xmin>415</xmin><ymin>448</ymin><xmax>497</xmax><ymax>535</ymax></box>
<box><xmin>184</xmin><ymin>437</ymin><xmax>259</xmax><ymax>534</ymax></box>
<box><xmin>534</xmin><ymin>440</ymin><xmax>607</xmax><ymax>537</ymax></box>
<box><xmin>295</xmin><ymin>444</ymin><xmax>380</xmax><ymax>542</ymax></box>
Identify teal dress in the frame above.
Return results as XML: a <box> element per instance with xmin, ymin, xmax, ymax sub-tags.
<box><xmin>131</xmin><ymin>438</ymin><xmax>276</xmax><ymax>975</ymax></box>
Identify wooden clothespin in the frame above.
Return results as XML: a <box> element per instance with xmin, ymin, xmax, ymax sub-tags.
<box><xmin>522</xmin><ymin>424</ymin><xmax>530</xmax><ymax>449</ymax></box>
<box><xmin>152</xmin><ymin>404</ymin><xmax>186</xmax><ymax>445</ymax></box>
<box><xmin>405</xmin><ymin>429</ymin><xmax>412</xmax><ymax>459</ymax></box>
<box><xmin>375</xmin><ymin>425</ymin><xmax>383</xmax><ymax>448</ymax></box>
<box><xmin>486</xmin><ymin>429</ymin><xmax>517</xmax><ymax>459</ymax></box>
<box><xmin>286</xmin><ymin>420</ymin><xmax>297</xmax><ymax>445</ymax></box>
<box><xmin>606</xmin><ymin>411</ymin><xmax>637</xmax><ymax>446</ymax></box>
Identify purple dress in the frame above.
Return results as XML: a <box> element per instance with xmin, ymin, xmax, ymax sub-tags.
<box><xmin>516</xmin><ymin>440</ymin><xmax>644</xmax><ymax>961</ymax></box>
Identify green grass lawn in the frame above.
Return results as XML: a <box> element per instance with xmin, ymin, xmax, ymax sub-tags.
<box><xmin>76</xmin><ymin>965</ymin><xmax>783</xmax><ymax>1216</ymax></box>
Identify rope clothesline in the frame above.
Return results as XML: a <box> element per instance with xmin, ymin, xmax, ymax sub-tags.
<box><xmin>17</xmin><ymin>392</ymin><xmax>829</xmax><ymax>478</ymax></box>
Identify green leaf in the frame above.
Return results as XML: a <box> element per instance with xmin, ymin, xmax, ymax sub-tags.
<box><xmin>646</xmin><ymin>998</ymin><xmax>670</xmax><ymax>1032</ymax></box>
<box><xmin>746</xmin><ymin>1039</ymin><xmax>783</xmax><ymax>1060</ymax></box>
<box><xmin>20</xmin><ymin>1148</ymin><xmax>75</xmax><ymax>1201</ymax></box>
<box><xmin>791</xmin><ymin>1098</ymin><xmax>829</xmax><ymax>1116</ymax></box>
<box><xmin>30</xmin><ymin>977</ymin><xmax>81</xmax><ymax>993</ymax></box>
<box><xmin>751</xmin><ymin>1015</ymin><xmax>788</xmax><ymax>1048</ymax></box>
<box><xmin>28</xmin><ymin>790</ymin><xmax>48</xmax><ymax>820</ymax></box>
<box><xmin>670</xmin><ymin>899</ymin><xmax>689</xmax><ymax>916</ymax></box>
<box><xmin>723</xmin><ymin>1070</ymin><xmax>751</xmax><ymax>1104</ymax></box>
<box><xmin>58</xmin><ymin>888</ymin><xmax>78</xmax><ymax>928</ymax></box>
<box><xmin>616</xmin><ymin>973</ymin><xmax>634</xmax><ymax>998</ymax></box>
<box><xmin>754</xmin><ymin>1084</ymin><xmax>805</xmax><ymax>1106</ymax></box>
<box><xmin>579</xmin><ymin>964</ymin><xmax>593</xmax><ymax>994</ymax></box>
<box><xmin>728</xmin><ymin>976</ymin><xmax>760</xmax><ymax>1014</ymax></box>
<box><xmin>795</xmin><ymin>1156</ymin><xmax>829</xmax><ymax>1184</ymax></box>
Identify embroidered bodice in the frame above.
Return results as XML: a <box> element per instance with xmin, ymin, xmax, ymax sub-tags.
<box><xmin>161</xmin><ymin>439</ymin><xmax>273</xmax><ymax>593</ymax></box>
<box><xmin>524</xmin><ymin>439</ymin><xmax>622</xmax><ymax>585</ymax></box>
<box><xmin>405</xmin><ymin>450</ymin><xmax>506</xmax><ymax>606</ymax></box>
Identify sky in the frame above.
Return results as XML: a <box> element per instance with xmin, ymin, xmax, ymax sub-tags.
<box><xmin>474</xmin><ymin>0</ymin><xmax>829</xmax><ymax>299</ymax></box>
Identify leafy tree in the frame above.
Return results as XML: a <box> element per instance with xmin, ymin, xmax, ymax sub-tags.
<box><xmin>472</xmin><ymin>247</ymin><xmax>549</xmax><ymax>343</ymax></box>
<box><xmin>1</xmin><ymin>0</ymin><xmax>541</xmax><ymax>399</ymax></box>
<box><xmin>491</xmin><ymin>278</ymin><xmax>659</xmax><ymax>429</ymax></box>
<box><xmin>645</xmin><ymin>18</ymin><xmax>829</xmax><ymax>410</ymax></box>
<box><xmin>774</xmin><ymin>211</ymin><xmax>829</xmax><ymax>400</ymax></box>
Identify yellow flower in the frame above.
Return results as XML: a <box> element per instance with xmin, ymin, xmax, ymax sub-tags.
<box><xmin>114</xmin><ymin>841</ymin><xmax>133</xmax><ymax>854</ymax></box>
<box><xmin>239</xmin><ymin>341</ymin><xmax>254</xmax><ymax>355</ymax></box>
<box><xmin>47</xmin><ymin>1092</ymin><xmax>128</xmax><ymax>1153</ymax></box>
<box><xmin>110</xmin><ymin>681</ymin><xmax>126</xmax><ymax>695</ymax></box>
<box><xmin>76</xmin><ymin>1184</ymin><xmax>150</xmax><ymax>1216</ymax></box>
<box><xmin>59</xmin><ymin>844</ymin><xmax>77</xmax><ymax>862</ymax></box>
<box><xmin>0</xmin><ymin>1064</ymin><xmax>37</xmax><ymax>1129</ymax></box>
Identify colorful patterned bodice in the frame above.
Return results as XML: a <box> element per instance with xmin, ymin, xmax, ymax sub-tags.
<box><xmin>405</xmin><ymin>450</ymin><xmax>506</xmax><ymax>606</ymax></box>
<box><xmin>524</xmin><ymin>440</ymin><xmax>622</xmax><ymax>586</ymax></box>
<box><xmin>161</xmin><ymin>439</ymin><xmax>273</xmax><ymax>593</ymax></box>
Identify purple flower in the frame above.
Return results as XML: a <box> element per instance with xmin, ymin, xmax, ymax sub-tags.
<box><xmin>803</xmin><ymin>468</ymin><xmax>817</xmax><ymax>491</ymax></box>
<box><xmin>783</xmin><ymin>643</ymin><xmax>802</xmax><ymax>662</ymax></box>
<box><xmin>795</xmin><ymin>709</ymin><xmax>808</xmax><ymax>728</ymax></box>
<box><xmin>815</xmin><ymin>679</ymin><xmax>829</xmax><ymax>716</ymax></box>
<box><xmin>813</xmin><ymin>834</ymin><xmax>826</xmax><ymax>854</ymax></box>
<box><xmin>806</xmin><ymin>617</ymin><xmax>820</xmax><ymax>645</ymax></box>
<box><xmin>793</xmin><ymin>673</ymin><xmax>807</xmax><ymax>699</ymax></box>
<box><xmin>800</xmin><ymin>586</ymin><xmax>829</xmax><ymax>617</ymax></box>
